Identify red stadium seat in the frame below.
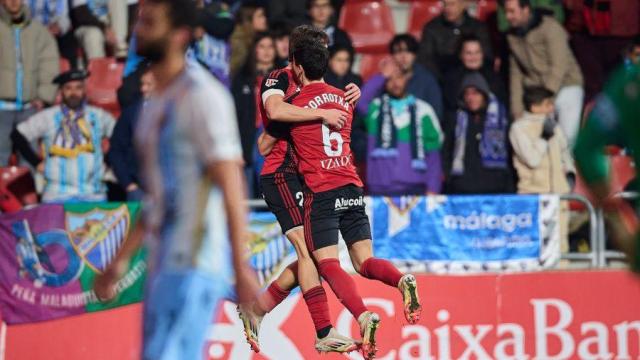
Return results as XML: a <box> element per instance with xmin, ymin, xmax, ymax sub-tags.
<box><xmin>474</xmin><ymin>0</ymin><xmax>498</xmax><ymax>22</ymax></box>
<box><xmin>408</xmin><ymin>1</ymin><xmax>443</xmax><ymax>39</ymax></box>
<box><xmin>0</xmin><ymin>167</ymin><xmax>37</xmax><ymax>212</ymax></box>
<box><xmin>339</xmin><ymin>1</ymin><xmax>395</xmax><ymax>53</ymax></box>
<box><xmin>358</xmin><ymin>53</ymin><xmax>391</xmax><ymax>83</ymax></box>
<box><xmin>60</xmin><ymin>58</ymin><xmax>71</xmax><ymax>72</ymax></box>
<box><xmin>86</xmin><ymin>58</ymin><xmax>123</xmax><ymax>118</ymax></box>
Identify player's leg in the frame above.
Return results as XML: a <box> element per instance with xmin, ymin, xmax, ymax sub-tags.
<box><xmin>340</xmin><ymin>190</ymin><xmax>422</xmax><ymax>325</ymax></box>
<box><xmin>307</xmin><ymin>190</ymin><xmax>379</xmax><ymax>358</ymax></box>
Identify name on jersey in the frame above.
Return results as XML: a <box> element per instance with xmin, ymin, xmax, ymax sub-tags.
<box><xmin>335</xmin><ymin>196</ymin><xmax>364</xmax><ymax>210</ymax></box>
<box><xmin>303</xmin><ymin>93</ymin><xmax>349</xmax><ymax>111</ymax></box>
<box><xmin>320</xmin><ymin>154</ymin><xmax>352</xmax><ymax>170</ymax></box>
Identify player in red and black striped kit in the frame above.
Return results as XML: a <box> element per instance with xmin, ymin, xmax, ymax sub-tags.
<box><xmin>261</xmin><ymin>38</ymin><xmax>423</xmax><ymax>360</ymax></box>
<box><xmin>237</xmin><ymin>25</ymin><xmax>362</xmax><ymax>354</ymax></box>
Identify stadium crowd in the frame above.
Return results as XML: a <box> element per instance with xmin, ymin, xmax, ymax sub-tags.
<box><xmin>1</xmin><ymin>0</ymin><xmax>639</xmax><ymax>250</ymax></box>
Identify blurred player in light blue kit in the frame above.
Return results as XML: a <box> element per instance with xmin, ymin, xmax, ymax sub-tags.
<box><xmin>93</xmin><ymin>0</ymin><xmax>259</xmax><ymax>358</ymax></box>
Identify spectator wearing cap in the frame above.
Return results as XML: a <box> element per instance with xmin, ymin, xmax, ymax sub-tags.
<box><xmin>363</xmin><ymin>71</ymin><xmax>443</xmax><ymax>196</ymax></box>
<box><xmin>418</xmin><ymin>0</ymin><xmax>493</xmax><ymax>80</ymax></box>
<box><xmin>0</xmin><ymin>0</ymin><xmax>59</xmax><ymax>166</ymax></box>
<box><xmin>358</xmin><ymin>34</ymin><xmax>443</xmax><ymax>121</ymax></box>
<box><xmin>10</xmin><ymin>70</ymin><xmax>115</xmax><ymax>203</ymax></box>
<box><xmin>109</xmin><ymin>68</ymin><xmax>155</xmax><ymax>201</ymax></box>
<box><xmin>307</xmin><ymin>0</ymin><xmax>351</xmax><ymax>49</ymax></box>
<box><xmin>26</xmin><ymin>0</ymin><xmax>77</xmax><ymax>66</ymax></box>
<box><xmin>325</xmin><ymin>45</ymin><xmax>361</xmax><ymax>90</ymax></box>
<box><xmin>442</xmin><ymin>72</ymin><xmax>515</xmax><ymax>194</ymax></box>
<box><xmin>503</xmin><ymin>0</ymin><xmax>584</xmax><ymax>147</ymax></box>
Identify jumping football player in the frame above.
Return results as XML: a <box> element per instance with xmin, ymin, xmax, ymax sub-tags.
<box><xmin>261</xmin><ymin>38</ymin><xmax>423</xmax><ymax>359</ymax></box>
<box><xmin>237</xmin><ymin>25</ymin><xmax>362</xmax><ymax>354</ymax></box>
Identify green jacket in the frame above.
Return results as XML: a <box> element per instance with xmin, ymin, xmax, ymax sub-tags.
<box><xmin>0</xmin><ymin>5</ymin><xmax>59</xmax><ymax>104</ymax></box>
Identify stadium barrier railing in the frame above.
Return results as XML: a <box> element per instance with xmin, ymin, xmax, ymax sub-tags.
<box><xmin>596</xmin><ymin>191</ymin><xmax>639</xmax><ymax>266</ymax></box>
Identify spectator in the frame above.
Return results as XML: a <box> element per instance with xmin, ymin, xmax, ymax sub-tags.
<box><xmin>358</xmin><ymin>34</ymin><xmax>443</xmax><ymax>120</ymax></box>
<box><xmin>307</xmin><ymin>0</ymin><xmax>351</xmax><ymax>49</ymax></box>
<box><xmin>442</xmin><ymin>34</ymin><xmax>507</xmax><ymax>117</ymax></box>
<box><xmin>188</xmin><ymin>1</ymin><xmax>235</xmax><ymax>87</ymax></box>
<box><xmin>27</xmin><ymin>0</ymin><xmax>77</xmax><ymax>66</ymax></box>
<box><xmin>271</xmin><ymin>21</ymin><xmax>291</xmax><ymax>68</ymax></box>
<box><xmin>70</xmin><ymin>0</ymin><xmax>131</xmax><ymax>59</ymax></box>
<box><xmin>0</xmin><ymin>0</ymin><xmax>59</xmax><ymax>166</ymax></box>
<box><xmin>364</xmin><ymin>71</ymin><xmax>443</xmax><ymax>196</ymax></box>
<box><xmin>267</xmin><ymin>0</ymin><xmax>306</xmax><ymax>28</ymax></box>
<box><xmin>504</xmin><ymin>0</ymin><xmax>584</xmax><ymax>147</ymax></box>
<box><xmin>230</xmin><ymin>4</ymin><xmax>268</xmax><ymax>76</ymax></box>
<box><xmin>232</xmin><ymin>32</ymin><xmax>277</xmax><ymax>197</ymax></box>
<box><xmin>497</xmin><ymin>0</ymin><xmax>564</xmax><ymax>33</ymax></box>
<box><xmin>509</xmin><ymin>87</ymin><xmax>575</xmax><ymax>252</ymax></box>
<box><xmin>418</xmin><ymin>0</ymin><xmax>493</xmax><ymax>80</ymax></box>
<box><xmin>10</xmin><ymin>70</ymin><xmax>115</xmax><ymax>203</ymax></box>
<box><xmin>108</xmin><ymin>68</ymin><xmax>155</xmax><ymax>201</ymax></box>
<box><xmin>442</xmin><ymin>72</ymin><xmax>514</xmax><ymax>194</ymax></box>
<box><xmin>325</xmin><ymin>45</ymin><xmax>361</xmax><ymax>90</ymax></box>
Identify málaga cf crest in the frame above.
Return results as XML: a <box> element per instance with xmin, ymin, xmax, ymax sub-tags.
<box><xmin>66</xmin><ymin>205</ymin><xmax>130</xmax><ymax>273</ymax></box>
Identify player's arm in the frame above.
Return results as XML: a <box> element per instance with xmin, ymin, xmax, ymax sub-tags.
<box><xmin>257</xmin><ymin>131</ymin><xmax>277</xmax><ymax>156</ymax></box>
<box><xmin>264</xmin><ymin>94</ymin><xmax>346</xmax><ymax>128</ymax></box>
<box><xmin>94</xmin><ymin>220</ymin><xmax>144</xmax><ymax>301</ymax></box>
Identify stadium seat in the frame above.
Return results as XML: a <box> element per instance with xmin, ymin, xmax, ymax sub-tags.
<box><xmin>339</xmin><ymin>1</ymin><xmax>395</xmax><ymax>53</ymax></box>
<box><xmin>0</xmin><ymin>167</ymin><xmax>37</xmax><ymax>212</ymax></box>
<box><xmin>407</xmin><ymin>1</ymin><xmax>443</xmax><ymax>39</ymax></box>
<box><xmin>86</xmin><ymin>58</ymin><xmax>123</xmax><ymax>118</ymax></box>
<box><xmin>474</xmin><ymin>0</ymin><xmax>498</xmax><ymax>22</ymax></box>
<box><xmin>60</xmin><ymin>58</ymin><xmax>70</xmax><ymax>73</ymax></box>
<box><xmin>358</xmin><ymin>53</ymin><xmax>391</xmax><ymax>82</ymax></box>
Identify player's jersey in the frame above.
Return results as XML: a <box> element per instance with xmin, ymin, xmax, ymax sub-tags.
<box><xmin>259</xmin><ymin>68</ymin><xmax>300</xmax><ymax>175</ymax></box>
<box><xmin>135</xmin><ymin>62</ymin><xmax>242</xmax><ymax>278</ymax></box>
<box><xmin>289</xmin><ymin>82</ymin><xmax>363</xmax><ymax>193</ymax></box>
<box><xmin>574</xmin><ymin>63</ymin><xmax>640</xmax><ymax>189</ymax></box>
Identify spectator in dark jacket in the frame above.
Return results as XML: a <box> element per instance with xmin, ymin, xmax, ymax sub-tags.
<box><xmin>358</xmin><ymin>34</ymin><xmax>443</xmax><ymax>119</ymax></box>
<box><xmin>325</xmin><ymin>45</ymin><xmax>361</xmax><ymax>90</ymax></box>
<box><xmin>267</xmin><ymin>0</ymin><xmax>306</xmax><ymax>28</ymax></box>
<box><xmin>307</xmin><ymin>0</ymin><xmax>351</xmax><ymax>49</ymax></box>
<box><xmin>442</xmin><ymin>72</ymin><xmax>515</xmax><ymax>194</ymax></box>
<box><xmin>108</xmin><ymin>67</ymin><xmax>155</xmax><ymax>201</ymax></box>
<box><xmin>442</xmin><ymin>34</ymin><xmax>507</xmax><ymax>119</ymax></box>
<box><xmin>231</xmin><ymin>32</ymin><xmax>277</xmax><ymax>197</ymax></box>
<box><xmin>418</xmin><ymin>0</ymin><xmax>493</xmax><ymax>80</ymax></box>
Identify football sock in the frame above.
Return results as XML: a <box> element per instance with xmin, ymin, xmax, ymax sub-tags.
<box><xmin>359</xmin><ymin>257</ymin><xmax>403</xmax><ymax>287</ymax></box>
<box><xmin>318</xmin><ymin>258</ymin><xmax>367</xmax><ymax>319</ymax></box>
<box><xmin>302</xmin><ymin>285</ymin><xmax>333</xmax><ymax>339</ymax></box>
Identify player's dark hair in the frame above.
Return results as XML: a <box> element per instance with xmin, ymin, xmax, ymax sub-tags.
<box><xmin>523</xmin><ymin>86</ymin><xmax>554</xmax><ymax>112</ymax></box>
<box><xmin>289</xmin><ymin>25</ymin><xmax>328</xmax><ymax>61</ymax></box>
<box><xmin>293</xmin><ymin>39</ymin><xmax>329</xmax><ymax>81</ymax></box>
<box><xmin>146</xmin><ymin>0</ymin><xmax>198</xmax><ymax>29</ymax></box>
<box><xmin>389</xmin><ymin>34</ymin><xmax>419</xmax><ymax>55</ymax></box>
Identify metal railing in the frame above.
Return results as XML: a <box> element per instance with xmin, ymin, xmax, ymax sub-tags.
<box><xmin>560</xmin><ymin>193</ymin><xmax>599</xmax><ymax>268</ymax></box>
<box><xmin>596</xmin><ymin>191</ymin><xmax>639</xmax><ymax>266</ymax></box>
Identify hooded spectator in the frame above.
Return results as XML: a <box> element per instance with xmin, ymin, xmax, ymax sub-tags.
<box><xmin>0</xmin><ymin>0</ymin><xmax>59</xmax><ymax>166</ymax></box>
<box><xmin>418</xmin><ymin>0</ymin><xmax>493</xmax><ymax>80</ymax></box>
<box><xmin>443</xmin><ymin>72</ymin><xmax>514</xmax><ymax>194</ymax></box>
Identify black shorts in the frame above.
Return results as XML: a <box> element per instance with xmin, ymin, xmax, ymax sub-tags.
<box><xmin>260</xmin><ymin>172</ymin><xmax>304</xmax><ymax>234</ymax></box>
<box><xmin>303</xmin><ymin>185</ymin><xmax>371</xmax><ymax>251</ymax></box>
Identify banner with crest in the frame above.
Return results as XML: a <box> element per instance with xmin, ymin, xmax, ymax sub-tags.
<box><xmin>0</xmin><ymin>203</ymin><xmax>146</xmax><ymax>324</ymax></box>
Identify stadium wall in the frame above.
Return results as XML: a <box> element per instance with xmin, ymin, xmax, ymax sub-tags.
<box><xmin>3</xmin><ymin>271</ymin><xmax>639</xmax><ymax>360</ymax></box>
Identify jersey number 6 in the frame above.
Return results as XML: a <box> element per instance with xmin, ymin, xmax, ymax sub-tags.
<box><xmin>322</xmin><ymin>124</ymin><xmax>344</xmax><ymax>157</ymax></box>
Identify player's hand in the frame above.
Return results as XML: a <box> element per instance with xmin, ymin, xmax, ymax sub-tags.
<box><xmin>234</xmin><ymin>263</ymin><xmax>260</xmax><ymax>305</ymax></box>
<box><xmin>93</xmin><ymin>259</ymin><xmax>127</xmax><ymax>302</ymax></box>
<box><xmin>321</xmin><ymin>109</ymin><xmax>347</xmax><ymax>130</ymax></box>
<box><xmin>344</xmin><ymin>83</ymin><xmax>361</xmax><ymax>105</ymax></box>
